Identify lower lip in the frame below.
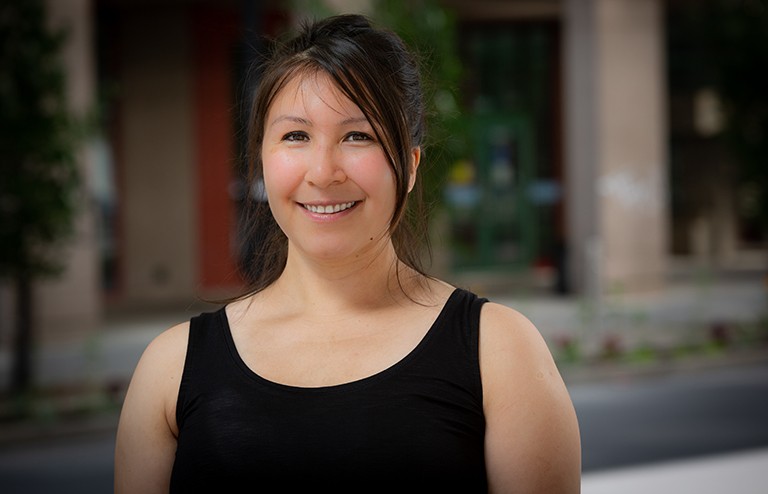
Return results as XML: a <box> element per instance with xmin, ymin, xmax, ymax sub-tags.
<box><xmin>299</xmin><ymin>202</ymin><xmax>359</xmax><ymax>222</ymax></box>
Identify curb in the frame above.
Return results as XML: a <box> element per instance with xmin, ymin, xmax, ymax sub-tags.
<box><xmin>560</xmin><ymin>346</ymin><xmax>768</xmax><ymax>385</ymax></box>
<box><xmin>0</xmin><ymin>411</ymin><xmax>119</xmax><ymax>449</ymax></box>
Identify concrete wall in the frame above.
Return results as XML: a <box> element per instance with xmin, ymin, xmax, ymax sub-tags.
<box><xmin>118</xmin><ymin>10</ymin><xmax>198</xmax><ymax>306</ymax></box>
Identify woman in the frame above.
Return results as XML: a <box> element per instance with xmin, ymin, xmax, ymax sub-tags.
<box><xmin>115</xmin><ymin>14</ymin><xmax>581</xmax><ymax>493</ymax></box>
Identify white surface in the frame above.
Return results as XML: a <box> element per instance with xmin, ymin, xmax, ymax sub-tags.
<box><xmin>582</xmin><ymin>447</ymin><xmax>768</xmax><ymax>494</ymax></box>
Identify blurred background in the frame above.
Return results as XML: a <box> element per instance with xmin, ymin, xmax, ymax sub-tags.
<box><xmin>1</xmin><ymin>0</ymin><xmax>767</xmax><ymax>492</ymax></box>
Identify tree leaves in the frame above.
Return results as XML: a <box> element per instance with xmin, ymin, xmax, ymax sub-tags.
<box><xmin>0</xmin><ymin>0</ymin><xmax>80</xmax><ymax>277</ymax></box>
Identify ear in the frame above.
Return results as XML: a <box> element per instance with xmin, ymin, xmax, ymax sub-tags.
<box><xmin>407</xmin><ymin>147</ymin><xmax>421</xmax><ymax>193</ymax></box>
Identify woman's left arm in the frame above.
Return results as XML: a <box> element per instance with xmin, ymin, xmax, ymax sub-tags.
<box><xmin>480</xmin><ymin>302</ymin><xmax>581</xmax><ymax>493</ymax></box>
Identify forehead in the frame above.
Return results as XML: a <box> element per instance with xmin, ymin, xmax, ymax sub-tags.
<box><xmin>266</xmin><ymin>70</ymin><xmax>365</xmax><ymax>122</ymax></box>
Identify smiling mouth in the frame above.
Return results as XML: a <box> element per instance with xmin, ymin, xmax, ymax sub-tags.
<box><xmin>302</xmin><ymin>201</ymin><xmax>358</xmax><ymax>214</ymax></box>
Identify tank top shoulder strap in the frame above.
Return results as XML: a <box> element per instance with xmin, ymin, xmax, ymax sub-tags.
<box><xmin>176</xmin><ymin>307</ymin><xmax>228</xmax><ymax>429</ymax></box>
<box><xmin>185</xmin><ymin>308</ymin><xmax>228</xmax><ymax>359</ymax></box>
<box><xmin>444</xmin><ymin>287</ymin><xmax>488</xmax><ymax>355</ymax></box>
<box><xmin>461</xmin><ymin>287</ymin><xmax>488</xmax><ymax>346</ymax></box>
<box><xmin>421</xmin><ymin>288</ymin><xmax>488</xmax><ymax>404</ymax></box>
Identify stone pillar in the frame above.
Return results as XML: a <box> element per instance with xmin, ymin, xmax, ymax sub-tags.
<box><xmin>564</xmin><ymin>0</ymin><xmax>668</xmax><ymax>295</ymax></box>
<box><xmin>563</xmin><ymin>0</ymin><xmax>601</xmax><ymax>298</ymax></box>
<box><xmin>118</xmin><ymin>9</ymin><xmax>198</xmax><ymax>307</ymax></box>
<box><xmin>37</xmin><ymin>0</ymin><xmax>102</xmax><ymax>341</ymax></box>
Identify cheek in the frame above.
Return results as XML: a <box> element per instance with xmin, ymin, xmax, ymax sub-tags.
<box><xmin>349</xmin><ymin>153</ymin><xmax>397</xmax><ymax>198</ymax></box>
<box><xmin>375</xmin><ymin>167</ymin><xmax>399</xmax><ymax>212</ymax></box>
<box><xmin>262</xmin><ymin>150</ymin><xmax>303</xmax><ymax>199</ymax></box>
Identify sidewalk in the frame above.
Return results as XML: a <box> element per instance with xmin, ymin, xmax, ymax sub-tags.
<box><xmin>495</xmin><ymin>273</ymin><xmax>767</xmax><ymax>357</ymax></box>
<box><xmin>0</xmin><ymin>270</ymin><xmax>765</xmax><ymax>392</ymax></box>
<box><xmin>581</xmin><ymin>447</ymin><xmax>768</xmax><ymax>494</ymax></box>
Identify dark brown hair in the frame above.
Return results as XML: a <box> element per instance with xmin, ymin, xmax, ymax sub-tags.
<box><xmin>237</xmin><ymin>14</ymin><xmax>430</xmax><ymax>296</ymax></box>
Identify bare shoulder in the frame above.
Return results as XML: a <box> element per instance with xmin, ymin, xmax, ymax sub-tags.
<box><xmin>115</xmin><ymin>321</ymin><xmax>190</xmax><ymax>493</ymax></box>
<box><xmin>119</xmin><ymin>321</ymin><xmax>190</xmax><ymax>434</ymax></box>
<box><xmin>479</xmin><ymin>302</ymin><xmax>582</xmax><ymax>493</ymax></box>
<box><xmin>478</xmin><ymin>302</ymin><xmax>559</xmax><ymax>383</ymax></box>
<box><xmin>139</xmin><ymin>321</ymin><xmax>190</xmax><ymax>373</ymax></box>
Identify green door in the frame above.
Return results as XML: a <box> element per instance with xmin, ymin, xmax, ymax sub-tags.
<box><xmin>446</xmin><ymin>114</ymin><xmax>535</xmax><ymax>270</ymax></box>
<box><xmin>447</xmin><ymin>22</ymin><xmax>561</xmax><ymax>275</ymax></box>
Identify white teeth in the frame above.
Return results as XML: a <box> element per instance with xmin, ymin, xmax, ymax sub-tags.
<box><xmin>304</xmin><ymin>201</ymin><xmax>356</xmax><ymax>214</ymax></box>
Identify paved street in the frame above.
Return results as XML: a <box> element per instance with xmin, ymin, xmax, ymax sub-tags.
<box><xmin>0</xmin><ymin>430</ymin><xmax>115</xmax><ymax>493</ymax></box>
<box><xmin>574</xmin><ymin>362</ymin><xmax>768</xmax><ymax>471</ymax></box>
<box><xmin>1</xmin><ymin>361</ymin><xmax>767</xmax><ymax>493</ymax></box>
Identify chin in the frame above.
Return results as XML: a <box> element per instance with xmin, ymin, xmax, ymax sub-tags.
<box><xmin>294</xmin><ymin>241</ymin><xmax>355</xmax><ymax>261</ymax></box>
<box><xmin>295</xmin><ymin>238</ymin><xmax>384</xmax><ymax>264</ymax></box>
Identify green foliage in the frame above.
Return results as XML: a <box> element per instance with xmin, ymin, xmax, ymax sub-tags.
<box><xmin>553</xmin><ymin>335</ymin><xmax>582</xmax><ymax>366</ymax></box>
<box><xmin>0</xmin><ymin>0</ymin><xmax>81</xmax><ymax>278</ymax></box>
<box><xmin>370</xmin><ymin>0</ymin><xmax>466</xmax><ymax>210</ymax></box>
<box><xmin>289</xmin><ymin>0</ymin><xmax>334</xmax><ymax>19</ymax></box>
<box><xmin>625</xmin><ymin>343</ymin><xmax>659</xmax><ymax>365</ymax></box>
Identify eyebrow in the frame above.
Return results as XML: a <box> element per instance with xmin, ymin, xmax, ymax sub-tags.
<box><xmin>269</xmin><ymin>115</ymin><xmax>311</xmax><ymax>127</ymax></box>
<box><xmin>268</xmin><ymin>115</ymin><xmax>370</xmax><ymax>127</ymax></box>
<box><xmin>340</xmin><ymin>116</ymin><xmax>370</xmax><ymax>126</ymax></box>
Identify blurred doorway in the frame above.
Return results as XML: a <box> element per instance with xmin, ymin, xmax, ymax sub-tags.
<box><xmin>449</xmin><ymin>22</ymin><xmax>564</xmax><ymax>285</ymax></box>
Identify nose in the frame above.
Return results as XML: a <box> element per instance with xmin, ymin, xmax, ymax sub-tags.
<box><xmin>305</xmin><ymin>145</ymin><xmax>346</xmax><ymax>188</ymax></box>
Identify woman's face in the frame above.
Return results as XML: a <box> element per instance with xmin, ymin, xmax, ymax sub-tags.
<box><xmin>261</xmin><ymin>71</ymin><xmax>402</xmax><ymax>264</ymax></box>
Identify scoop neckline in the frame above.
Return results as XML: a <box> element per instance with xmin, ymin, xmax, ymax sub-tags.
<box><xmin>219</xmin><ymin>288</ymin><xmax>462</xmax><ymax>394</ymax></box>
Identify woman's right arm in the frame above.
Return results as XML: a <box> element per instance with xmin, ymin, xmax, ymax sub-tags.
<box><xmin>114</xmin><ymin>322</ymin><xmax>189</xmax><ymax>493</ymax></box>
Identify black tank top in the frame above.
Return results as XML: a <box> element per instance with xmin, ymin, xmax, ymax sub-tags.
<box><xmin>170</xmin><ymin>288</ymin><xmax>488</xmax><ymax>492</ymax></box>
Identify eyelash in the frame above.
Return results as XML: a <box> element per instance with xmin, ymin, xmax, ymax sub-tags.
<box><xmin>345</xmin><ymin>132</ymin><xmax>372</xmax><ymax>142</ymax></box>
<box><xmin>280</xmin><ymin>131</ymin><xmax>373</xmax><ymax>142</ymax></box>
<box><xmin>282</xmin><ymin>131</ymin><xmax>308</xmax><ymax>142</ymax></box>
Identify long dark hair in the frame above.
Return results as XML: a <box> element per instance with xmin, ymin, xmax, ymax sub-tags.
<box><xmin>237</xmin><ymin>14</ymin><xmax>431</xmax><ymax>297</ymax></box>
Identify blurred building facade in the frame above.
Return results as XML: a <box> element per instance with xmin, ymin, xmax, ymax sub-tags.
<box><xmin>2</xmin><ymin>0</ymin><xmax>762</xmax><ymax>344</ymax></box>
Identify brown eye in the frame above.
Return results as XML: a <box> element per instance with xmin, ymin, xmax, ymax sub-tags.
<box><xmin>283</xmin><ymin>131</ymin><xmax>309</xmax><ymax>142</ymax></box>
<box><xmin>345</xmin><ymin>132</ymin><xmax>372</xmax><ymax>142</ymax></box>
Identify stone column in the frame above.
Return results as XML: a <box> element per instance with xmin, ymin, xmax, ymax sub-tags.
<box><xmin>37</xmin><ymin>0</ymin><xmax>102</xmax><ymax>341</ymax></box>
<box><xmin>118</xmin><ymin>9</ymin><xmax>198</xmax><ymax>307</ymax></box>
<box><xmin>563</xmin><ymin>0</ymin><xmax>668</xmax><ymax>295</ymax></box>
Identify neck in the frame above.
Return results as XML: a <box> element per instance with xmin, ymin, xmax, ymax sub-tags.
<box><xmin>269</xmin><ymin>240</ymin><xmax>422</xmax><ymax>315</ymax></box>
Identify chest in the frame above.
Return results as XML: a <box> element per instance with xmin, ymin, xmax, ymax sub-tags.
<box><xmin>171</xmin><ymin>297</ymin><xmax>487</xmax><ymax>491</ymax></box>
<box><xmin>172</xmin><ymin>380</ymin><xmax>487</xmax><ymax>491</ymax></box>
<box><xmin>229</xmin><ymin>305</ymin><xmax>443</xmax><ymax>388</ymax></box>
